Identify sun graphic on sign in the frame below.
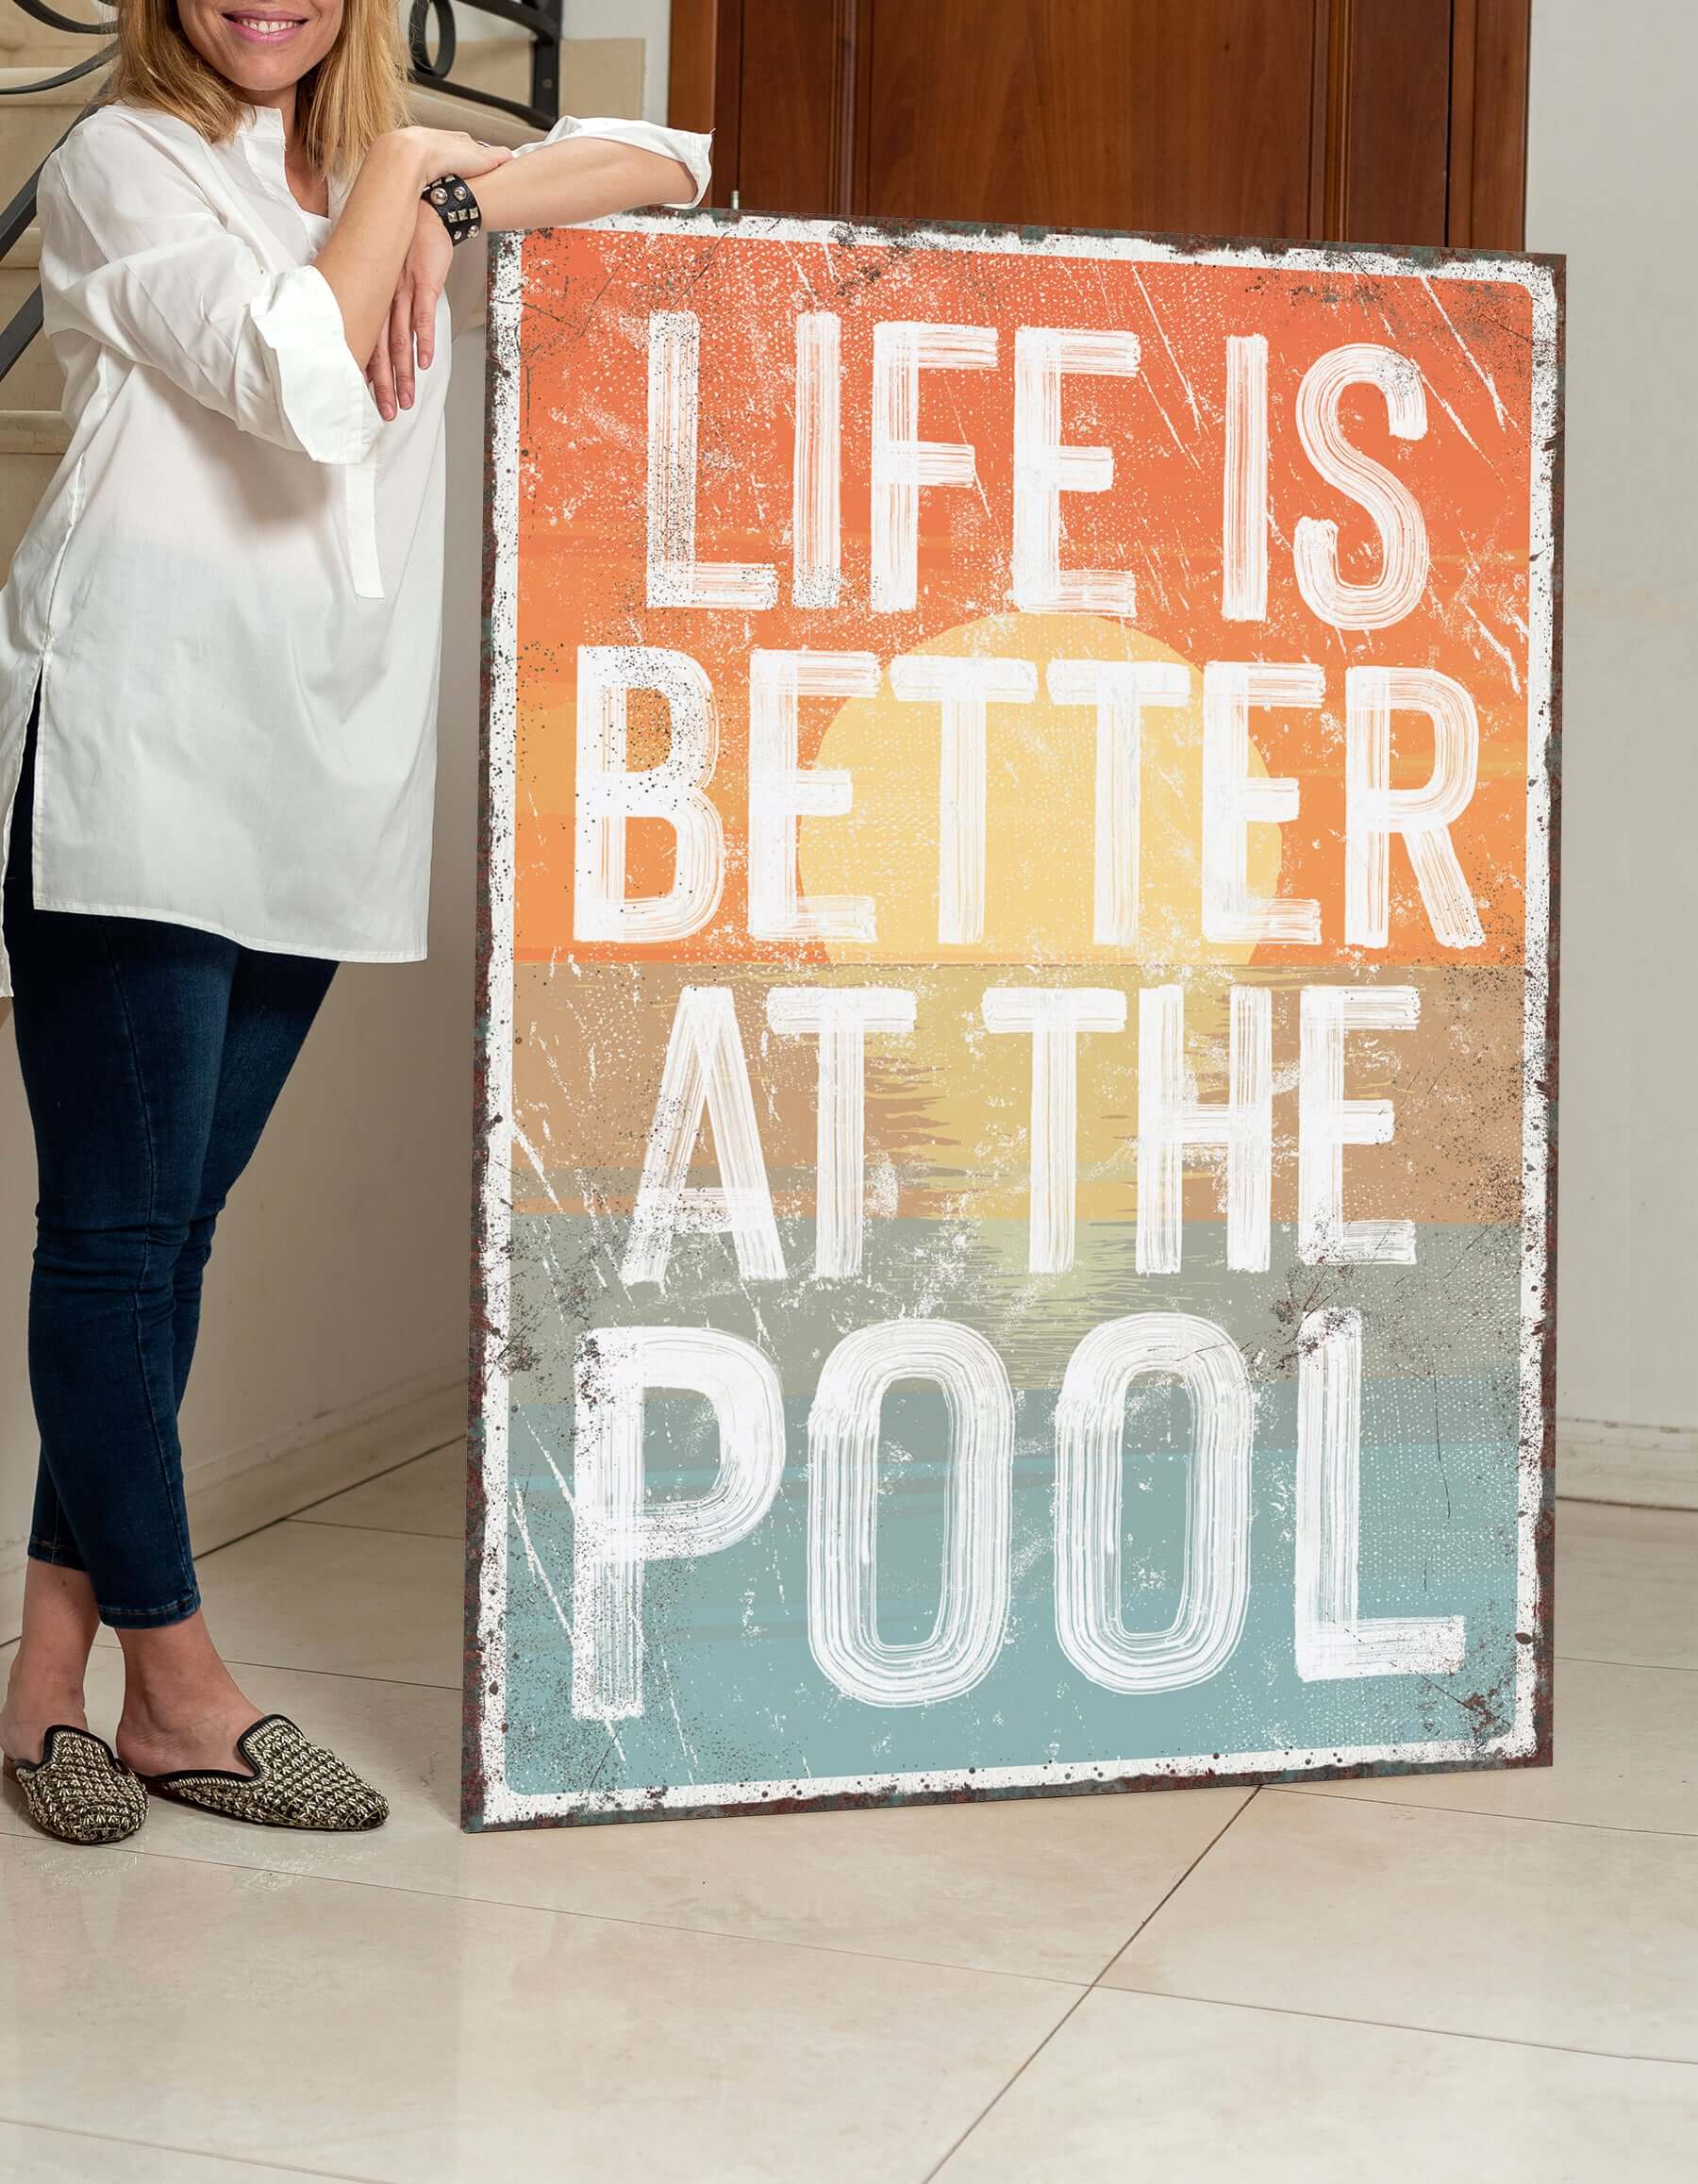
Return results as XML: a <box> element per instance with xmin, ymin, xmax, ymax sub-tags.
<box><xmin>798</xmin><ymin>612</ymin><xmax>1276</xmax><ymax>967</ymax></box>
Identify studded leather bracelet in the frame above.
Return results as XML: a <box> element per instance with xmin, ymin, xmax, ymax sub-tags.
<box><xmin>421</xmin><ymin>175</ymin><xmax>482</xmax><ymax>246</ymax></box>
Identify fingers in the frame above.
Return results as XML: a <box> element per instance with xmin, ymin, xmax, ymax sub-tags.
<box><xmin>455</xmin><ymin>134</ymin><xmax>516</xmax><ymax>178</ymax></box>
<box><xmin>413</xmin><ymin>273</ymin><xmax>436</xmax><ymax>375</ymax></box>
<box><xmin>368</xmin><ymin>324</ymin><xmax>396</xmax><ymax>424</ymax></box>
<box><xmin>389</xmin><ymin>287</ymin><xmax>415</xmax><ymax>410</ymax></box>
<box><xmin>413</xmin><ymin>129</ymin><xmax>513</xmax><ymax>183</ymax></box>
<box><xmin>365</xmin><ymin>210</ymin><xmax>453</xmax><ymax>425</ymax></box>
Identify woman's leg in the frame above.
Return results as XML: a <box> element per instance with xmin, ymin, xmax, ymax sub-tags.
<box><xmin>2</xmin><ymin>681</ymin><xmax>82</xmax><ymax>1632</ymax></box>
<box><xmin>116</xmin><ymin>942</ymin><xmax>338</xmax><ymax>1775</ymax></box>
<box><xmin>2</xmin><ymin>680</ymin><xmax>235</xmax><ymax>1757</ymax></box>
<box><xmin>3</xmin><ymin>666</ymin><xmax>344</xmax><ymax>1784</ymax></box>
<box><xmin>3</xmin><ymin>945</ymin><xmax>239</xmax><ymax>1750</ymax></box>
<box><xmin>2</xmin><ymin>1561</ymin><xmax>99</xmax><ymax>1751</ymax></box>
<box><xmin>167</xmin><ymin>945</ymin><xmax>339</xmax><ymax>1410</ymax></box>
<box><xmin>1</xmin><ymin>688</ymin><xmax>99</xmax><ymax>1754</ymax></box>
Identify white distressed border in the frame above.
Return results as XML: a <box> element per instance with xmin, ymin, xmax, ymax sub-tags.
<box><xmin>473</xmin><ymin>227</ymin><xmax>523</xmax><ymax>1824</ymax></box>
<box><xmin>472</xmin><ymin>215</ymin><xmax>1558</xmax><ymax>1828</ymax></box>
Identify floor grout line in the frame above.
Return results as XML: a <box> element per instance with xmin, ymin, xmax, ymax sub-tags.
<box><xmin>274</xmin><ymin>1437</ymin><xmax>467</xmax><ymax>1522</ymax></box>
<box><xmin>1556</xmin><ymin>1650</ymin><xmax>1695</xmax><ymax>1672</ymax></box>
<box><xmin>191</xmin><ymin>1437</ymin><xmax>469</xmax><ymax>1560</ymax></box>
<box><xmin>919</xmin><ymin>1791</ymin><xmax>1265</xmax><ymax>2181</ymax></box>
<box><xmin>83</xmin><ymin>1645</ymin><xmax>460</xmax><ymax>1694</ymax></box>
<box><xmin>1558</xmin><ymin>1496</ymin><xmax>1698</xmax><ymax>1516</ymax></box>
<box><xmin>289</xmin><ymin>1517</ymin><xmax>461</xmax><ymax>1542</ymax></box>
<box><xmin>1555</xmin><ymin>1656</ymin><xmax>1698</xmax><ymax>1673</ymax></box>
<box><xmin>1267</xmin><ymin>1783</ymin><xmax>1698</xmax><ymax>1842</ymax></box>
<box><xmin>1090</xmin><ymin>1979</ymin><xmax>1698</xmax><ymax>2071</ymax></box>
<box><xmin>1081</xmin><ymin>1788</ymin><xmax>1263</xmax><ymax>1993</ymax></box>
<box><xmin>0</xmin><ymin>2109</ymin><xmax>374</xmax><ymax>2183</ymax></box>
<box><xmin>1082</xmin><ymin>1789</ymin><xmax>1264</xmax><ymax>1986</ymax></box>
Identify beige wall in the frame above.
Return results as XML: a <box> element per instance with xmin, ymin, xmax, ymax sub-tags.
<box><xmin>1527</xmin><ymin>0</ymin><xmax>1698</xmax><ymax>1499</ymax></box>
<box><xmin>0</xmin><ymin>6</ymin><xmax>684</xmax><ymax>1636</ymax></box>
<box><xmin>0</xmin><ymin>345</ymin><xmax>491</xmax><ymax>1633</ymax></box>
<box><xmin>561</xmin><ymin>0</ymin><xmax>673</xmax><ymax>123</ymax></box>
<box><xmin>449</xmin><ymin>0</ymin><xmax>671</xmax><ymax>123</ymax></box>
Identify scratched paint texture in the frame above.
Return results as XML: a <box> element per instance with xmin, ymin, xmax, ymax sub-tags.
<box><xmin>463</xmin><ymin>214</ymin><xmax>1560</xmax><ymax>1831</ymax></box>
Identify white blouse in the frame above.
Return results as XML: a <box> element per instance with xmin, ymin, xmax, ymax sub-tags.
<box><xmin>0</xmin><ymin>98</ymin><xmax>710</xmax><ymax>997</ymax></box>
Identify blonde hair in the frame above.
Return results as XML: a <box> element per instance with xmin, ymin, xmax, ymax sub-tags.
<box><xmin>103</xmin><ymin>0</ymin><xmax>412</xmax><ymax>180</ymax></box>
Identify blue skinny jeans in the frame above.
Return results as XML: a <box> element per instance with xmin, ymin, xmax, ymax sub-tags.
<box><xmin>3</xmin><ymin>675</ymin><xmax>337</xmax><ymax>1626</ymax></box>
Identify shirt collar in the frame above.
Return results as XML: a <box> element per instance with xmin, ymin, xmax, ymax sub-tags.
<box><xmin>235</xmin><ymin>100</ymin><xmax>287</xmax><ymax>163</ymax></box>
<box><xmin>236</xmin><ymin>100</ymin><xmax>349</xmax><ymax>223</ymax></box>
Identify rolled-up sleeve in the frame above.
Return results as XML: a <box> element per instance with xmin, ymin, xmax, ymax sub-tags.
<box><xmin>41</xmin><ymin>122</ymin><xmax>381</xmax><ymax>465</ymax></box>
<box><xmin>514</xmin><ymin>114</ymin><xmax>713</xmax><ymax>209</ymax></box>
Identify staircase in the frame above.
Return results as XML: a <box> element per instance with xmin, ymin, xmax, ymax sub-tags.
<box><xmin>0</xmin><ymin>0</ymin><xmax>93</xmax><ymax>576</ymax></box>
<box><xmin>0</xmin><ymin>2</ymin><xmax>548</xmax><ymax>581</ymax></box>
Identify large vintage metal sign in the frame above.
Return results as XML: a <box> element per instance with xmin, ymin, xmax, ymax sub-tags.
<box><xmin>464</xmin><ymin>211</ymin><xmax>1559</xmax><ymax>1830</ymax></box>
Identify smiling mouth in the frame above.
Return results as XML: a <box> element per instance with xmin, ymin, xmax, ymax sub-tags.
<box><xmin>223</xmin><ymin>13</ymin><xmax>308</xmax><ymax>36</ymax></box>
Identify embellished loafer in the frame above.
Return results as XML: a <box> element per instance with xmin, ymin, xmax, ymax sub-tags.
<box><xmin>4</xmin><ymin>1725</ymin><xmax>148</xmax><ymax>1845</ymax></box>
<box><xmin>140</xmin><ymin>1713</ymin><xmax>388</xmax><ymax>1832</ymax></box>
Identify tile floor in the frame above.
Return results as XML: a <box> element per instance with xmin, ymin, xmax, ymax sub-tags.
<box><xmin>0</xmin><ymin>1458</ymin><xmax>1691</xmax><ymax>2182</ymax></box>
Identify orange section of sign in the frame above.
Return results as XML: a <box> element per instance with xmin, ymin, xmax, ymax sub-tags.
<box><xmin>511</xmin><ymin>231</ymin><xmax>1533</xmax><ymax>971</ymax></box>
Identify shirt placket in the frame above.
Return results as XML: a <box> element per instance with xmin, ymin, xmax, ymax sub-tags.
<box><xmin>245</xmin><ymin>126</ymin><xmax>385</xmax><ymax>601</ymax></box>
<box><xmin>325</xmin><ymin>163</ymin><xmax>383</xmax><ymax>599</ymax></box>
<box><xmin>344</xmin><ymin>457</ymin><xmax>384</xmax><ymax>598</ymax></box>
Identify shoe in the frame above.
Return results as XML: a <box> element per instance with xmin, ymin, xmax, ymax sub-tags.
<box><xmin>3</xmin><ymin>1725</ymin><xmax>148</xmax><ymax>1845</ymax></box>
<box><xmin>139</xmin><ymin>1713</ymin><xmax>388</xmax><ymax>1831</ymax></box>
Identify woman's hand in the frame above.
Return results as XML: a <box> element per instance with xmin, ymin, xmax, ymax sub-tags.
<box><xmin>366</xmin><ymin>202</ymin><xmax>453</xmax><ymax>421</ymax></box>
<box><xmin>387</xmin><ymin>126</ymin><xmax>516</xmax><ymax>189</ymax></box>
<box><xmin>352</xmin><ymin>135</ymin><xmax>511</xmax><ymax>419</ymax></box>
<box><xmin>320</xmin><ymin>132</ymin><xmax>510</xmax><ymax>377</ymax></box>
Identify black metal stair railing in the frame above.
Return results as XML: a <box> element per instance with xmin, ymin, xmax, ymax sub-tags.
<box><xmin>0</xmin><ymin>0</ymin><xmax>113</xmax><ymax>381</ymax></box>
<box><xmin>0</xmin><ymin>0</ymin><xmax>565</xmax><ymax>389</ymax></box>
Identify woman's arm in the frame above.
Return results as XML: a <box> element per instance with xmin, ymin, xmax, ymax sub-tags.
<box><xmin>313</xmin><ymin>127</ymin><xmax>514</xmax><ymax>368</ymax></box>
<box><xmin>369</xmin><ymin>117</ymin><xmax>711</xmax><ymax>419</ymax></box>
<box><xmin>469</xmin><ymin>134</ymin><xmax>702</xmax><ymax>234</ymax></box>
<box><xmin>41</xmin><ymin>115</ymin><xmax>384</xmax><ymax>463</ymax></box>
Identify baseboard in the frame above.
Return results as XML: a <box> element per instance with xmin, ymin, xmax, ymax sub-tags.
<box><xmin>1558</xmin><ymin>1415</ymin><xmax>1698</xmax><ymax>1510</ymax></box>
<box><xmin>0</xmin><ymin>1368</ymin><xmax>469</xmax><ymax>1642</ymax></box>
<box><xmin>184</xmin><ymin>1369</ymin><xmax>470</xmax><ymax>1551</ymax></box>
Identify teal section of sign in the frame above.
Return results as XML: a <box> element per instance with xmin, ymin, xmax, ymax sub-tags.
<box><xmin>497</xmin><ymin>1214</ymin><xmax>1523</xmax><ymax>1801</ymax></box>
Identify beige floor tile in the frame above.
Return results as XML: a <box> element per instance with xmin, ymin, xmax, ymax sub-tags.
<box><xmin>932</xmin><ymin>1988</ymin><xmax>1698</xmax><ymax>2184</ymax></box>
<box><xmin>0</xmin><ymin>2121</ymin><xmax>351</xmax><ymax>2183</ymax></box>
<box><xmin>1103</xmin><ymin>1789</ymin><xmax>1698</xmax><ymax>2060</ymax></box>
<box><xmin>0</xmin><ymin>1830</ymin><xmax>1072</xmax><ymax>2184</ymax></box>
<box><xmin>92</xmin><ymin>1522</ymin><xmax>462</xmax><ymax>1688</ymax></box>
<box><xmin>1294</xmin><ymin>1656</ymin><xmax>1696</xmax><ymax>1834</ymax></box>
<box><xmin>1</xmin><ymin>1646</ymin><xmax>1246</xmax><ymax>1983</ymax></box>
<box><xmin>1560</xmin><ymin>1501</ymin><xmax>1698</xmax><ymax>1670</ymax></box>
<box><xmin>296</xmin><ymin>1444</ymin><xmax>466</xmax><ymax>1540</ymax></box>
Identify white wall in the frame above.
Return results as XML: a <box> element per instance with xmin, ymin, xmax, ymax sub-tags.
<box><xmin>1527</xmin><ymin>0</ymin><xmax>1698</xmax><ymax>1501</ymax></box>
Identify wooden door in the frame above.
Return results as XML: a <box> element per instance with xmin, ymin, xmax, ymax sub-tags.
<box><xmin>669</xmin><ymin>0</ymin><xmax>1530</xmax><ymax>248</ymax></box>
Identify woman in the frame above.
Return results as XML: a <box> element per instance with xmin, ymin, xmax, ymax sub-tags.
<box><xmin>0</xmin><ymin>0</ymin><xmax>708</xmax><ymax>1842</ymax></box>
